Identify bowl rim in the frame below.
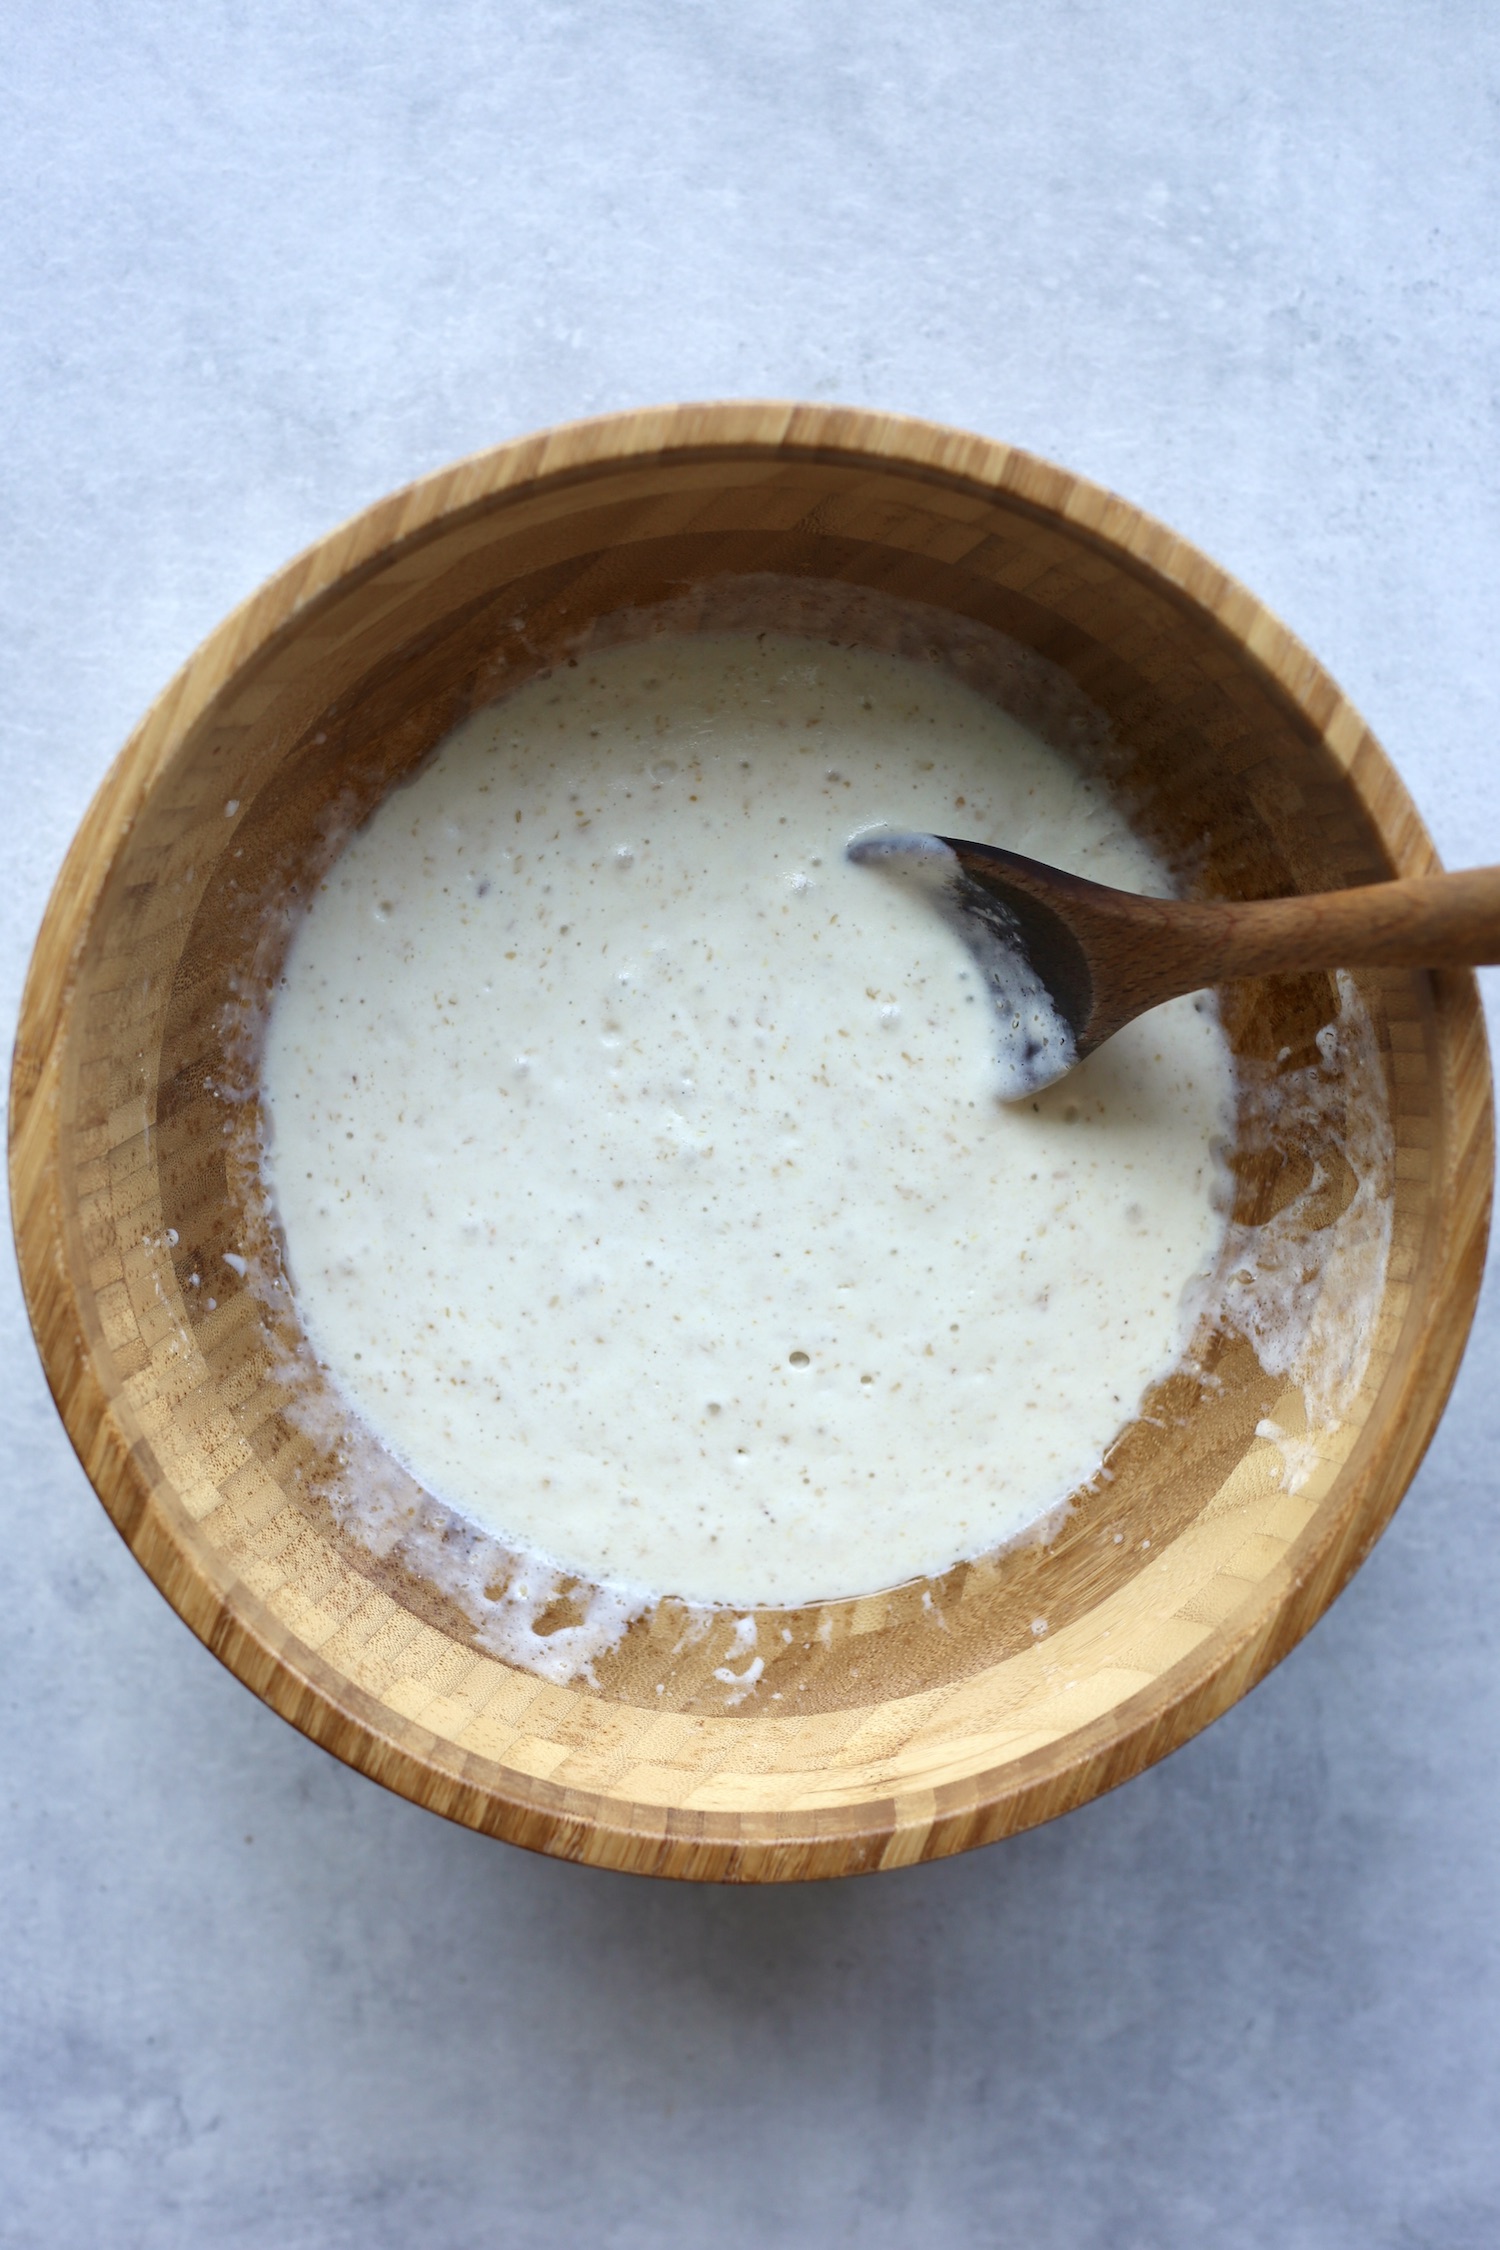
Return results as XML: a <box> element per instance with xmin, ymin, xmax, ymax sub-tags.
<box><xmin>10</xmin><ymin>399</ymin><xmax>1494</xmax><ymax>1882</ymax></box>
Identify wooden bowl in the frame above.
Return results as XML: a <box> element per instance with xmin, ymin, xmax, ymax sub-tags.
<box><xmin>12</xmin><ymin>404</ymin><xmax>1492</xmax><ymax>1882</ymax></box>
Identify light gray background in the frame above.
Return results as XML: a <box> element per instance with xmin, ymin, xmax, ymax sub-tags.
<box><xmin>3</xmin><ymin>5</ymin><xmax>1499</xmax><ymax>2244</ymax></box>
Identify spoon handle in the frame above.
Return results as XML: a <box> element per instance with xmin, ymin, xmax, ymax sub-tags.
<box><xmin>1196</xmin><ymin>866</ymin><xmax>1500</xmax><ymax>981</ymax></box>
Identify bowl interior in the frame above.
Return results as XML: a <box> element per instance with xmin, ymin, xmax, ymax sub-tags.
<box><xmin>14</xmin><ymin>409</ymin><xmax>1490</xmax><ymax>1879</ymax></box>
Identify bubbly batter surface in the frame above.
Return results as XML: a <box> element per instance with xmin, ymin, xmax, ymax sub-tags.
<box><xmin>261</xmin><ymin>633</ymin><xmax>1234</xmax><ymax>1605</ymax></box>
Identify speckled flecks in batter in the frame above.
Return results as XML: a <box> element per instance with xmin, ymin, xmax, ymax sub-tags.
<box><xmin>261</xmin><ymin>633</ymin><xmax>1234</xmax><ymax>1606</ymax></box>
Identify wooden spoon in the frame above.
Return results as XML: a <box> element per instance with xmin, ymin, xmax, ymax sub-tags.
<box><xmin>847</xmin><ymin>830</ymin><xmax>1500</xmax><ymax>1100</ymax></box>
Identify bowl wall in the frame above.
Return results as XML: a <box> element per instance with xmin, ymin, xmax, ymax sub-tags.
<box><xmin>11</xmin><ymin>404</ymin><xmax>1492</xmax><ymax>1879</ymax></box>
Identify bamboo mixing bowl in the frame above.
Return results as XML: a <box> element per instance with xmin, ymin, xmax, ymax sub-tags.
<box><xmin>12</xmin><ymin>404</ymin><xmax>1492</xmax><ymax>1882</ymax></box>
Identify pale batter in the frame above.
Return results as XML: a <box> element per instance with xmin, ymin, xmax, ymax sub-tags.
<box><xmin>260</xmin><ymin>633</ymin><xmax>1234</xmax><ymax>1606</ymax></box>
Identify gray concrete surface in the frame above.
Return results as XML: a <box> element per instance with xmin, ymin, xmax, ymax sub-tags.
<box><xmin>4</xmin><ymin>4</ymin><xmax>1499</xmax><ymax>2243</ymax></box>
